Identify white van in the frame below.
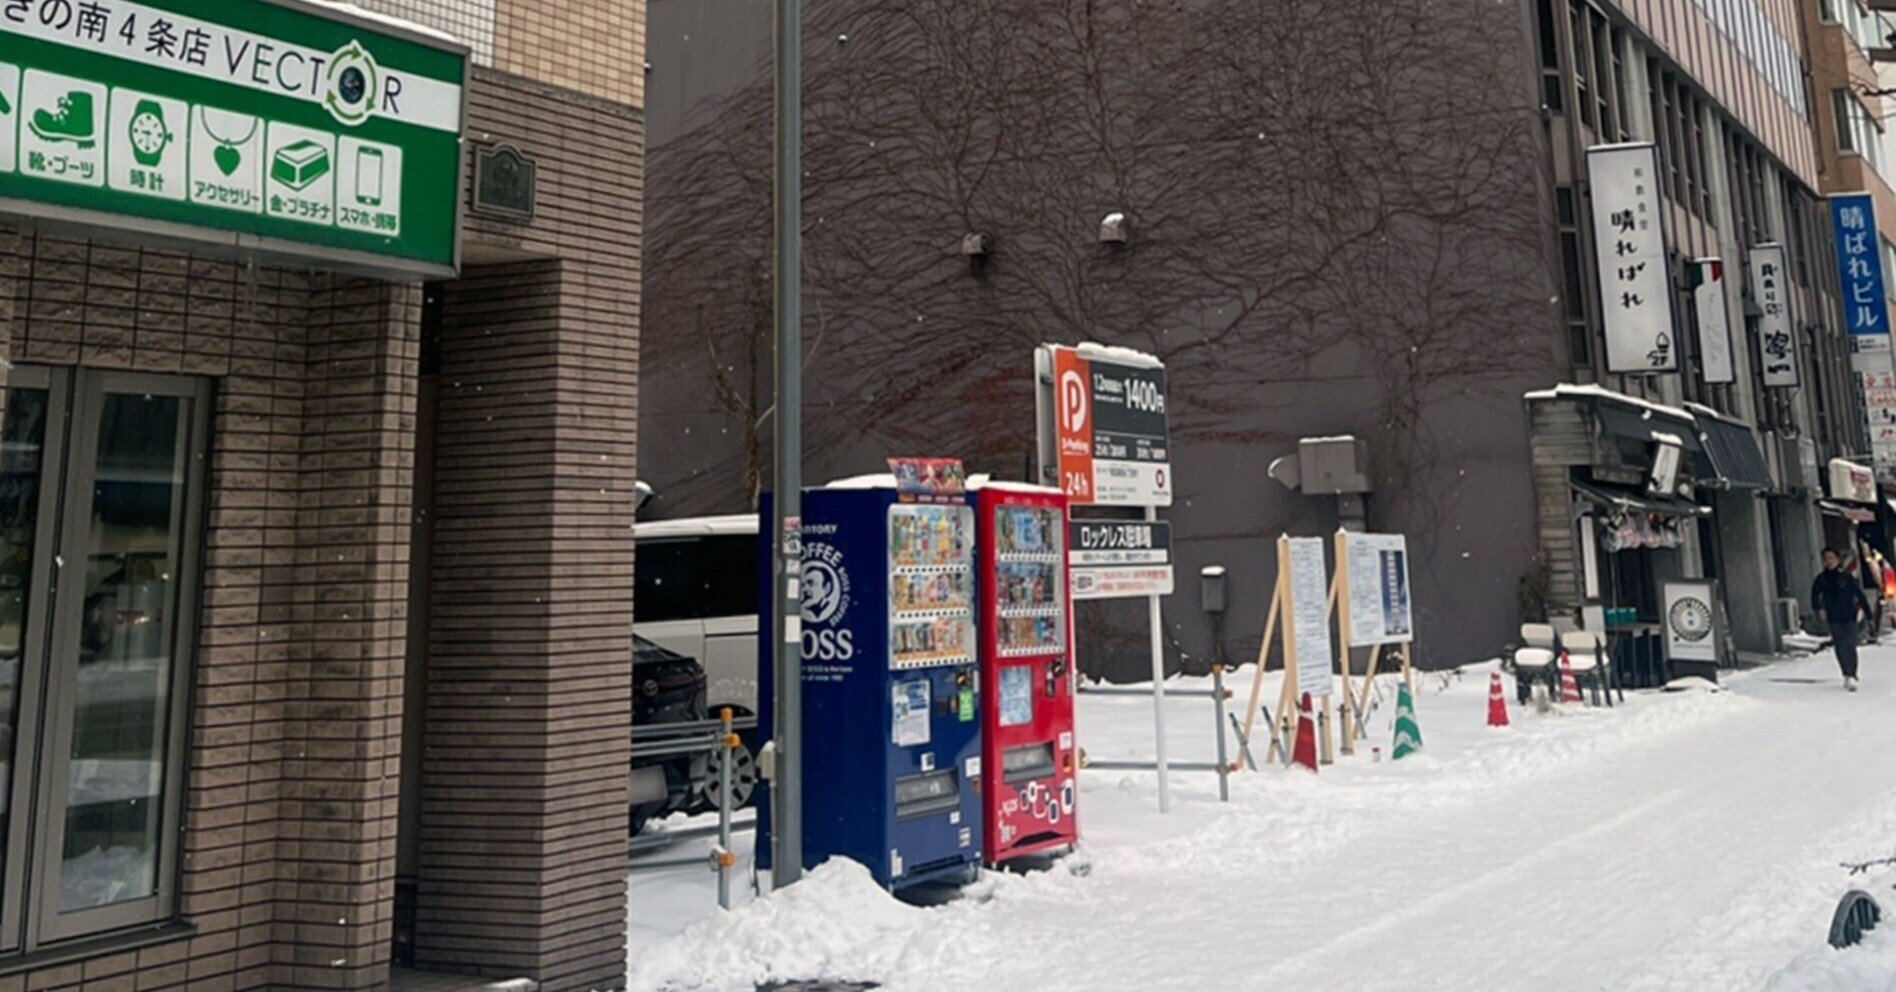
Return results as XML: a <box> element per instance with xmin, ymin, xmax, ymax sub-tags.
<box><xmin>632</xmin><ymin>514</ymin><xmax>760</xmax><ymax>805</ymax></box>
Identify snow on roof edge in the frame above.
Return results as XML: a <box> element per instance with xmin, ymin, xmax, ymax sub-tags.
<box><xmin>1524</xmin><ymin>383</ymin><xmax>1694</xmax><ymax>422</ymax></box>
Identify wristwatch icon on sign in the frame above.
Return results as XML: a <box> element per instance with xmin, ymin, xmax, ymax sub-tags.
<box><xmin>127</xmin><ymin>99</ymin><xmax>172</xmax><ymax>167</ymax></box>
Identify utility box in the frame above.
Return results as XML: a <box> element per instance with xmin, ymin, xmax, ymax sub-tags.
<box><xmin>1298</xmin><ymin>436</ymin><xmax>1371</xmax><ymax>495</ymax></box>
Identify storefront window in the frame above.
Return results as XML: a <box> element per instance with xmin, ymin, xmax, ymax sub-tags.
<box><xmin>0</xmin><ymin>368</ymin><xmax>207</xmax><ymax>952</ymax></box>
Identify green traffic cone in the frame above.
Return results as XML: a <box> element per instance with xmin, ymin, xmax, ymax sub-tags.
<box><xmin>1392</xmin><ymin>682</ymin><xmax>1423</xmax><ymax>760</ymax></box>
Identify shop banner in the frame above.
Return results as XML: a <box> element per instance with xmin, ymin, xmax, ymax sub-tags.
<box><xmin>1039</xmin><ymin>344</ymin><xmax>1172</xmax><ymax>507</ymax></box>
<box><xmin>1691</xmin><ymin>258</ymin><xmax>1736</xmax><ymax>385</ymax></box>
<box><xmin>1068</xmin><ymin>519</ymin><xmax>1173</xmax><ymax>601</ymax></box>
<box><xmin>1751</xmin><ymin>244</ymin><xmax>1798</xmax><ymax>387</ymax></box>
<box><xmin>1831</xmin><ymin>193</ymin><xmax>1890</xmax><ymax>337</ymax></box>
<box><xmin>1342</xmin><ymin>532</ymin><xmax>1414</xmax><ymax>647</ymax></box>
<box><xmin>0</xmin><ymin>0</ymin><xmax>466</xmax><ymax>278</ymax></box>
<box><xmin>1586</xmin><ymin>143</ymin><xmax>1676</xmax><ymax>373</ymax></box>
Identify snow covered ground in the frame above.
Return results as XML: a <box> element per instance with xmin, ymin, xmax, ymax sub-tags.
<box><xmin>625</xmin><ymin>644</ymin><xmax>1896</xmax><ymax>992</ymax></box>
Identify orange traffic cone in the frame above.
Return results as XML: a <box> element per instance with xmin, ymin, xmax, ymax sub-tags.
<box><xmin>1487</xmin><ymin>672</ymin><xmax>1510</xmax><ymax>728</ymax></box>
<box><xmin>1559</xmin><ymin>657</ymin><xmax>1582</xmax><ymax>704</ymax></box>
<box><xmin>1291</xmin><ymin>692</ymin><xmax>1319</xmax><ymax>772</ymax></box>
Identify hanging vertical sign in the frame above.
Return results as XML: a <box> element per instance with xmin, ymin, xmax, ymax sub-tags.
<box><xmin>1751</xmin><ymin>243</ymin><xmax>1798</xmax><ymax>388</ymax></box>
<box><xmin>1831</xmin><ymin>194</ymin><xmax>1896</xmax><ymax>481</ymax></box>
<box><xmin>1586</xmin><ymin>143</ymin><xmax>1677</xmax><ymax>373</ymax></box>
<box><xmin>1831</xmin><ymin>194</ymin><xmax>1890</xmax><ymax>338</ymax></box>
<box><xmin>1691</xmin><ymin>258</ymin><xmax>1737</xmax><ymax>385</ymax></box>
<box><xmin>1855</xmin><ymin>336</ymin><xmax>1896</xmax><ymax>483</ymax></box>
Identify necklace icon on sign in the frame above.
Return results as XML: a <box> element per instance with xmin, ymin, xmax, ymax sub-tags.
<box><xmin>198</xmin><ymin>107</ymin><xmax>258</xmax><ymax>177</ymax></box>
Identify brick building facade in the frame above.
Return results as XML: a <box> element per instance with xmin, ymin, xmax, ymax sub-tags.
<box><xmin>0</xmin><ymin>2</ymin><xmax>643</xmax><ymax>992</ymax></box>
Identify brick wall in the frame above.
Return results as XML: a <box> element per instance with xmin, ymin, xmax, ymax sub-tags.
<box><xmin>0</xmin><ymin>55</ymin><xmax>642</xmax><ymax>992</ymax></box>
<box><xmin>410</xmin><ymin>68</ymin><xmax>642</xmax><ymax>992</ymax></box>
<box><xmin>0</xmin><ymin>236</ymin><xmax>422</xmax><ymax>992</ymax></box>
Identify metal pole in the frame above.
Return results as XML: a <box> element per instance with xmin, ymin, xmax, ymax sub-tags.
<box><xmin>1211</xmin><ymin>664</ymin><xmax>1230</xmax><ymax>802</ymax></box>
<box><xmin>769</xmin><ymin>0</ymin><xmax>804</xmax><ymax>890</ymax></box>
<box><xmin>717</xmin><ymin>709</ymin><xmax>735</xmax><ymax>909</ymax></box>
<box><xmin>1147</xmin><ymin>505</ymin><xmax>1170</xmax><ymax>812</ymax></box>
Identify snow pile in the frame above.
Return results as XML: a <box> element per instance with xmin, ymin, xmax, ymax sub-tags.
<box><xmin>1763</xmin><ymin>925</ymin><xmax>1896</xmax><ymax>992</ymax></box>
<box><xmin>630</xmin><ymin>859</ymin><xmax>934</xmax><ymax>992</ymax></box>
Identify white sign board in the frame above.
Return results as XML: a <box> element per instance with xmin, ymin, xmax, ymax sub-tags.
<box><xmin>1692</xmin><ymin>258</ymin><xmax>1737</xmax><ymax>385</ymax></box>
<box><xmin>1662</xmin><ymin>581</ymin><xmax>1718</xmax><ymax>664</ymax></box>
<box><xmin>1587</xmin><ymin>143</ymin><xmax>1677</xmax><ymax>373</ymax></box>
<box><xmin>1285</xmin><ymin>537</ymin><xmax>1334</xmax><ymax>698</ymax></box>
<box><xmin>1068</xmin><ymin>520</ymin><xmax>1175</xmax><ymax>600</ymax></box>
<box><xmin>1343</xmin><ymin>533</ymin><xmax>1414</xmax><ymax>647</ymax></box>
<box><xmin>1751</xmin><ymin>243</ymin><xmax>1798</xmax><ymax>387</ymax></box>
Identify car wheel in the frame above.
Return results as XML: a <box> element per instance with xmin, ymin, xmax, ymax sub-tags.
<box><xmin>693</xmin><ymin>736</ymin><xmax>758</xmax><ymax>813</ymax></box>
<box><xmin>1830</xmin><ymin>889</ymin><xmax>1883</xmax><ymax>948</ymax></box>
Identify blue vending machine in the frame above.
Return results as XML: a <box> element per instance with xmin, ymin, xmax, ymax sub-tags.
<box><xmin>758</xmin><ymin>481</ymin><xmax>984</xmax><ymax>889</ymax></box>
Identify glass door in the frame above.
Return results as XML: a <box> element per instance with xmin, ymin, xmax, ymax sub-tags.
<box><xmin>32</xmin><ymin>373</ymin><xmax>206</xmax><ymax>942</ymax></box>
<box><xmin>0</xmin><ymin>368</ymin><xmax>68</xmax><ymax>953</ymax></box>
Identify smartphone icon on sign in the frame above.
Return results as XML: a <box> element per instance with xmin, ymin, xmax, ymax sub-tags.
<box><xmin>356</xmin><ymin>146</ymin><xmax>383</xmax><ymax>206</ymax></box>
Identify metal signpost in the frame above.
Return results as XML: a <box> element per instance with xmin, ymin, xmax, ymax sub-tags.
<box><xmin>1035</xmin><ymin>343</ymin><xmax>1176</xmax><ymax>811</ymax></box>
<box><xmin>770</xmin><ymin>0</ymin><xmax>804</xmax><ymax>889</ymax></box>
<box><xmin>0</xmin><ymin>0</ymin><xmax>466</xmax><ymax>279</ymax></box>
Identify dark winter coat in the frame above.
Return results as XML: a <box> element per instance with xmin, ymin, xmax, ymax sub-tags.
<box><xmin>1812</xmin><ymin>567</ymin><xmax>1870</xmax><ymax>624</ymax></box>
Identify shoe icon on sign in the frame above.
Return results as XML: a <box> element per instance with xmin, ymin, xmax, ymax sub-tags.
<box><xmin>31</xmin><ymin>91</ymin><xmax>95</xmax><ymax>148</ymax></box>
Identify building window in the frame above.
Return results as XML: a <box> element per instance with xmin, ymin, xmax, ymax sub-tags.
<box><xmin>0</xmin><ymin>367</ymin><xmax>209</xmax><ymax>953</ymax></box>
<box><xmin>1536</xmin><ymin>0</ymin><xmax>1564</xmax><ymax>113</ymax></box>
<box><xmin>1572</xmin><ymin>3</ymin><xmax>1594</xmax><ymax>132</ymax></box>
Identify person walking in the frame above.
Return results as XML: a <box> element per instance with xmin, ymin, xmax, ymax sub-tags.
<box><xmin>1813</xmin><ymin>547</ymin><xmax>1872</xmax><ymax>692</ymax></box>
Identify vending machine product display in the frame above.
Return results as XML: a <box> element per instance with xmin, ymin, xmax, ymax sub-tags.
<box><xmin>757</xmin><ymin>481</ymin><xmax>985</xmax><ymax>889</ymax></box>
<box><xmin>972</xmin><ymin>482</ymin><xmax>1078</xmax><ymax>863</ymax></box>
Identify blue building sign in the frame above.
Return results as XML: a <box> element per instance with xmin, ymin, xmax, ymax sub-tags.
<box><xmin>1831</xmin><ymin>193</ymin><xmax>1890</xmax><ymax>337</ymax></box>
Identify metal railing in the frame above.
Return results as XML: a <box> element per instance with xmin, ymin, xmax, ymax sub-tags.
<box><xmin>626</xmin><ymin>709</ymin><xmax>751</xmax><ymax>908</ymax></box>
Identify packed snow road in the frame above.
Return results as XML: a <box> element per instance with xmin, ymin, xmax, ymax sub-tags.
<box><xmin>628</xmin><ymin>645</ymin><xmax>1896</xmax><ymax>992</ymax></box>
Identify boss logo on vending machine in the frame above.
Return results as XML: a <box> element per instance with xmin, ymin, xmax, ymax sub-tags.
<box><xmin>800</xmin><ymin>540</ymin><xmax>855</xmax><ymax>662</ymax></box>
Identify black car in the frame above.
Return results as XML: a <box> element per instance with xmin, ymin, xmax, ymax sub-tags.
<box><xmin>630</xmin><ymin>635</ymin><xmax>709</xmax><ymax>835</ymax></box>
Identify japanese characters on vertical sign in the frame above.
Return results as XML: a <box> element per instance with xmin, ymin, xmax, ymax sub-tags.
<box><xmin>1830</xmin><ymin>194</ymin><xmax>1890</xmax><ymax>338</ymax></box>
<box><xmin>1830</xmin><ymin>194</ymin><xmax>1896</xmax><ymax>481</ymax></box>
<box><xmin>1852</xmin><ymin>335</ymin><xmax>1896</xmax><ymax>482</ymax></box>
<box><xmin>1691</xmin><ymin>259</ymin><xmax>1737</xmax><ymax>385</ymax></box>
<box><xmin>1586</xmin><ymin>143</ymin><xmax>1676</xmax><ymax>373</ymax></box>
<box><xmin>1750</xmin><ymin>243</ymin><xmax>1798</xmax><ymax>388</ymax></box>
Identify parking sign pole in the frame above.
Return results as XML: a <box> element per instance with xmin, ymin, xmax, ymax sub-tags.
<box><xmin>770</xmin><ymin>0</ymin><xmax>805</xmax><ymax>889</ymax></box>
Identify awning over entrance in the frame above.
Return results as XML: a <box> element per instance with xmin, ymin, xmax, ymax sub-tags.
<box><xmin>1820</xmin><ymin>500</ymin><xmax>1877</xmax><ymax>524</ymax></box>
<box><xmin>1569</xmin><ymin>478</ymin><xmax>1712</xmax><ymax>518</ymax></box>
<box><xmin>1686</xmin><ymin>404</ymin><xmax>1772</xmax><ymax>491</ymax></box>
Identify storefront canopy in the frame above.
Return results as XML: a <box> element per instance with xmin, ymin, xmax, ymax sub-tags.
<box><xmin>1686</xmin><ymin>404</ymin><xmax>1773</xmax><ymax>491</ymax></box>
<box><xmin>1569</xmin><ymin>478</ymin><xmax>1712</xmax><ymax>518</ymax></box>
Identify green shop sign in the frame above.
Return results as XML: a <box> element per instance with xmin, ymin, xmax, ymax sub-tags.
<box><xmin>0</xmin><ymin>0</ymin><xmax>466</xmax><ymax>278</ymax></box>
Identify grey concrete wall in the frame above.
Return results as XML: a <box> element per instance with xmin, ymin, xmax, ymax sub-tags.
<box><xmin>639</xmin><ymin>0</ymin><xmax>1569</xmax><ymax>676</ymax></box>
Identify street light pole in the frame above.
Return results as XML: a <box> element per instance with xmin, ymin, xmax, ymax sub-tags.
<box><xmin>769</xmin><ymin>0</ymin><xmax>804</xmax><ymax>889</ymax></box>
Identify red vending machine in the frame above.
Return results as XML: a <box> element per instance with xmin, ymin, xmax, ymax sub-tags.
<box><xmin>972</xmin><ymin>482</ymin><xmax>1078</xmax><ymax>864</ymax></box>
